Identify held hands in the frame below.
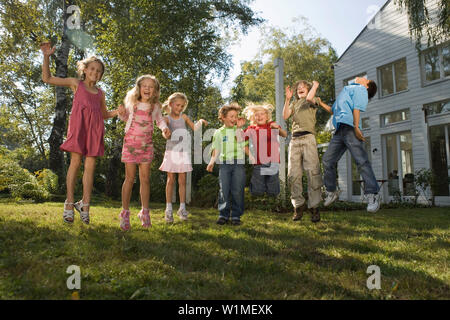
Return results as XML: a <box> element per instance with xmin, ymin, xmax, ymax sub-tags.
<box><xmin>163</xmin><ymin>128</ymin><xmax>171</xmax><ymax>140</ymax></box>
<box><xmin>270</xmin><ymin>122</ymin><xmax>281</xmax><ymax>130</ymax></box>
<box><xmin>199</xmin><ymin>119</ymin><xmax>208</xmax><ymax>127</ymax></box>
<box><xmin>312</xmin><ymin>80</ymin><xmax>319</xmax><ymax>87</ymax></box>
<box><xmin>354</xmin><ymin>127</ymin><xmax>365</xmax><ymax>142</ymax></box>
<box><xmin>117</xmin><ymin>104</ymin><xmax>126</xmax><ymax>117</ymax></box>
<box><xmin>236</xmin><ymin>118</ymin><xmax>246</xmax><ymax>128</ymax></box>
<box><xmin>40</xmin><ymin>42</ymin><xmax>55</xmax><ymax>56</ymax></box>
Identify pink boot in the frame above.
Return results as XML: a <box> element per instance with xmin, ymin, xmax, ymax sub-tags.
<box><xmin>119</xmin><ymin>209</ymin><xmax>131</xmax><ymax>231</ymax></box>
<box><xmin>138</xmin><ymin>208</ymin><xmax>151</xmax><ymax>228</ymax></box>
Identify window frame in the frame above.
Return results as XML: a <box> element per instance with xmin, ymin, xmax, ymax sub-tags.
<box><xmin>423</xmin><ymin>99</ymin><xmax>450</xmax><ymax>119</ymax></box>
<box><xmin>421</xmin><ymin>42</ymin><xmax>450</xmax><ymax>86</ymax></box>
<box><xmin>377</xmin><ymin>58</ymin><xmax>409</xmax><ymax>98</ymax></box>
<box><xmin>380</xmin><ymin>108</ymin><xmax>411</xmax><ymax>127</ymax></box>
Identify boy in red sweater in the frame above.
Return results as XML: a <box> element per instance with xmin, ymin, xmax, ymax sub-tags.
<box><xmin>243</xmin><ymin>104</ymin><xmax>287</xmax><ymax>197</ymax></box>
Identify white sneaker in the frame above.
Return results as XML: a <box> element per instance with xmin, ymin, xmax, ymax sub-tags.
<box><xmin>324</xmin><ymin>190</ymin><xmax>341</xmax><ymax>207</ymax></box>
<box><xmin>366</xmin><ymin>194</ymin><xmax>381</xmax><ymax>213</ymax></box>
<box><xmin>165</xmin><ymin>209</ymin><xmax>174</xmax><ymax>223</ymax></box>
<box><xmin>177</xmin><ymin>208</ymin><xmax>189</xmax><ymax>221</ymax></box>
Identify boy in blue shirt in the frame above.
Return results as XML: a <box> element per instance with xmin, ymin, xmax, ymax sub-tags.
<box><xmin>319</xmin><ymin>77</ymin><xmax>381</xmax><ymax>213</ymax></box>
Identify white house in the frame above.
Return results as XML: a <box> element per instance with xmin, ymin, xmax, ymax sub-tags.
<box><xmin>332</xmin><ymin>0</ymin><xmax>449</xmax><ymax>205</ymax></box>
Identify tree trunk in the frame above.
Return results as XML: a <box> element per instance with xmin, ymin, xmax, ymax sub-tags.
<box><xmin>48</xmin><ymin>0</ymin><xmax>73</xmax><ymax>193</ymax></box>
<box><xmin>105</xmin><ymin>133</ymin><xmax>122</xmax><ymax>199</ymax></box>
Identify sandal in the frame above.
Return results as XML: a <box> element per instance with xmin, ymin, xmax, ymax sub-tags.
<box><xmin>63</xmin><ymin>200</ymin><xmax>75</xmax><ymax>223</ymax></box>
<box><xmin>119</xmin><ymin>209</ymin><xmax>131</xmax><ymax>231</ymax></box>
<box><xmin>74</xmin><ymin>200</ymin><xmax>90</xmax><ymax>225</ymax></box>
<box><xmin>138</xmin><ymin>208</ymin><xmax>151</xmax><ymax>228</ymax></box>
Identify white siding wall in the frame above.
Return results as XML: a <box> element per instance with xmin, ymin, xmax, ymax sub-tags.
<box><xmin>333</xmin><ymin>0</ymin><xmax>450</xmax><ymax>205</ymax></box>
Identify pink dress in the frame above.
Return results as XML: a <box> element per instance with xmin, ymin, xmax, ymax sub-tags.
<box><xmin>60</xmin><ymin>81</ymin><xmax>105</xmax><ymax>156</ymax></box>
<box><xmin>121</xmin><ymin>102</ymin><xmax>155</xmax><ymax>163</ymax></box>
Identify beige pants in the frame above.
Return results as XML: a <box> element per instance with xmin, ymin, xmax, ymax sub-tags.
<box><xmin>288</xmin><ymin>134</ymin><xmax>323</xmax><ymax>209</ymax></box>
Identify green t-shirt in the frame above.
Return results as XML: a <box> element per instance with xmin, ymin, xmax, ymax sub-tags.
<box><xmin>290</xmin><ymin>97</ymin><xmax>320</xmax><ymax>134</ymax></box>
<box><xmin>211</xmin><ymin>126</ymin><xmax>248</xmax><ymax>162</ymax></box>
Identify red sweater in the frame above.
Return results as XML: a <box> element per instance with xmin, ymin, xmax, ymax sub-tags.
<box><xmin>244</xmin><ymin>122</ymin><xmax>280</xmax><ymax>165</ymax></box>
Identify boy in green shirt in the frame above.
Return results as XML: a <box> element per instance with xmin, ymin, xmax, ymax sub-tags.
<box><xmin>207</xmin><ymin>103</ymin><xmax>247</xmax><ymax>225</ymax></box>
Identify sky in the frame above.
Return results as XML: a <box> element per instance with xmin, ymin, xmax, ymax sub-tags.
<box><xmin>221</xmin><ymin>0</ymin><xmax>389</xmax><ymax>97</ymax></box>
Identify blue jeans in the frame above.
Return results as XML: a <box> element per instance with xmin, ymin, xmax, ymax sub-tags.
<box><xmin>323</xmin><ymin>124</ymin><xmax>379</xmax><ymax>194</ymax></box>
<box><xmin>250</xmin><ymin>163</ymin><xmax>280</xmax><ymax>197</ymax></box>
<box><xmin>218</xmin><ymin>162</ymin><xmax>246</xmax><ymax>221</ymax></box>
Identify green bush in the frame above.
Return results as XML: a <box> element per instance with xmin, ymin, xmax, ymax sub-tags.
<box><xmin>192</xmin><ymin>174</ymin><xmax>219</xmax><ymax>208</ymax></box>
<box><xmin>0</xmin><ymin>157</ymin><xmax>49</xmax><ymax>202</ymax></box>
<box><xmin>35</xmin><ymin>169</ymin><xmax>59</xmax><ymax>194</ymax></box>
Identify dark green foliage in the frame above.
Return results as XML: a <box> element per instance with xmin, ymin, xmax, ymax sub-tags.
<box><xmin>395</xmin><ymin>0</ymin><xmax>449</xmax><ymax>50</ymax></box>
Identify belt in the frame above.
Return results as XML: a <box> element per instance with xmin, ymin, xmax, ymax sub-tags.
<box><xmin>292</xmin><ymin>131</ymin><xmax>312</xmax><ymax>137</ymax></box>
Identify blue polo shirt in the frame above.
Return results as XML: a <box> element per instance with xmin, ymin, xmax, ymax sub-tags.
<box><xmin>332</xmin><ymin>83</ymin><xmax>368</xmax><ymax>130</ymax></box>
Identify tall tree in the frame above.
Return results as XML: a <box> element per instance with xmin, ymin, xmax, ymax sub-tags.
<box><xmin>231</xmin><ymin>18</ymin><xmax>338</xmax><ymax>130</ymax></box>
<box><xmin>0</xmin><ymin>0</ymin><xmax>261</xmax><ymax>197</ymax></box>
<box><xmin>77</xmin><ymin>0</ymin><xmax>261</xmax><ymax>197</ymax></box>
<box><xmin>47</xmin><ymin>0</ymin><xmax>75</xmax><ymax>188</ymax></box>
<box><xmin>0</xmin><ymin>0</ymin><xmax>76</xmax><ymax>189</ymax></box>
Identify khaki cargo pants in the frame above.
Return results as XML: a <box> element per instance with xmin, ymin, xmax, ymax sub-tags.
<box><xmin>288</xmin><ymin>134</ymin><xmax>323</xmax><ymax>209</ymax></box>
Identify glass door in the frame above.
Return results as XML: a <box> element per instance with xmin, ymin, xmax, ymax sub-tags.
<box><xmin>383</xmin><ymin>132</ymin><xmax>414</xmax><ymax>197</ymax></box>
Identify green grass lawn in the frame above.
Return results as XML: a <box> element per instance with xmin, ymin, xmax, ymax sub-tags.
<box><xmin>0</xmin><ymin>199</ymin><xmax>449</xmax><ymax>300</ymax></box>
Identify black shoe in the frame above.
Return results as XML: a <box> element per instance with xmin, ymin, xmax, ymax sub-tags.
<box><xmin>292</xmin><ymin>204</ymin><xmax>307</xmax><ymax>221</ymax></box>
<box><xmin>231</xmin><ymin>220</ymin><xmax>241</xmax><ymax>226</ymax></box>
<box><xmin>216</xmin><ymin>217</ymin><xmax>228</xmax><ymax>225</ymax></box>
<box><xmin>310</xmin><ymin>208</ymin><xmax>321</xmax><ymax>223</ymax></box>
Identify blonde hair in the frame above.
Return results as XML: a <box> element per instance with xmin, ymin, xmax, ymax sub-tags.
<box><xmin>123</xmin><ymin>74</ymin><xmax>160</xmax><ymax>112</ymax></box>
<box><xmin>76</xmin><ymin>56</ymin><xmax>105</xmax><ymax>81</ymax></box>
<box><xmin>243</xmin><ymin>103</ymin><xmax>274</xmax><ymax>125</ymax></box>
<box><xmin>218</xmin><ymin>103</ymin><xmax>242</xmax><ymax>122</ymax></box>
<box><xmin>162</xmin><ymin>92</ymin><xmax>189</xmax><ymax>114</ymax></box>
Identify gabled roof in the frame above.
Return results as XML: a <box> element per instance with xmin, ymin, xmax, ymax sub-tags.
<box><xmin>336</xmin><ymin>0</ymin><xmax>392</xmax><ymax>63</ymax></box>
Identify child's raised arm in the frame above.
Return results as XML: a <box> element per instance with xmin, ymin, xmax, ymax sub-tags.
<box><xmin>283</xmin><ymin>86</ymin><xmax>294</xmax><ymax>120</ymax></box>
<box><xmin>306</xmin><ymin>81</ymin><xmax>320</xmax><ymax>104</ymax></box>
<box><xmin>40</xmin><ymin>42</ymin><xmax>78</xmax><ymax>91</ymax></box>
<box><xmin>182</xmin><ymin>114</ymin><xmax>208</xmax><ymax>131</ymax></box>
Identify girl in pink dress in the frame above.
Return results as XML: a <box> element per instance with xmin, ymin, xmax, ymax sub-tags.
<box><xmin>40</xmin><ymin>42</ymin><xmax>118</xmax><ymax>225</ymax></box>
<box><xmin>117</xmin><ymin>75</ymin><xmax>171</xmax><ymax>231</ymax></box>
<box><xmin>159</xmin><ymin>92</ymin><xmax>207</xmax><ymax>223</ymax></box>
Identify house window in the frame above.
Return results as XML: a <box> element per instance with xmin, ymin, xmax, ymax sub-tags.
<box><xmin>381</xmin><ymin>109</ymin><xmax>410</xmax><ymax>126</ymax></box>
<box><xmin>422</xmin><ymin>43</ymin><xmax>450</xmax><ymax>84</ymax></box>
<box><xmin>344</xmin><ymin>73</ymin><xmax>367</xmax><ymax>86</ymax></box>
<box><xmin>378</xmin><ymin>58</ymin><xmax>408</xmax><ymax>96</ymax></box>
<box><xmin>361</xmin><ymin>118</ymin><xmax>370</xmax><ymax>129</ymax></box>
<box><xmin>352</xmin><ymin>137</ymin><xmax>372</xmax><ymax>196</ymax></box>
<box><xmin>429</xmin><ymin>125</ymin><xmax>450</xmax><ymax>196</ymax></box>
<box><xmin>424</xmin><ymin>99</ymin><xmax>450</xmax><ymax>117</ymax></box>
<box><xmin>384</xmin><ymin>132</ymin><xmax>414</xmax><ymax>196</ymax></box>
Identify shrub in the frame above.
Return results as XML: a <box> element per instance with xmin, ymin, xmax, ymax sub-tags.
<box><xmin>35</xmin><ymin>169</ymin><xmax>59</xmax><ymax>194</ymax></box>
<box><xmin>0</xmin><ymin>157</ymin><xmax>49</xmax><ymax>202</ymax></box>
<box><xmin>192</xmin><ymin>174</ymin><xmax>219</xmax><ymax>208</ymax></box>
